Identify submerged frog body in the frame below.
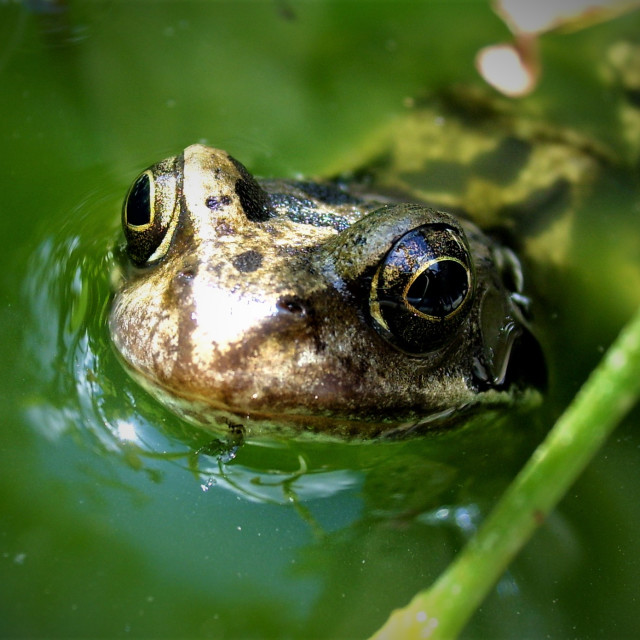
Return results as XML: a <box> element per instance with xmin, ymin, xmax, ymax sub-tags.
<box><xmin>110</xmin><ymin>130</ymin><xmax>551</xmax><ymax>439</ymax></box>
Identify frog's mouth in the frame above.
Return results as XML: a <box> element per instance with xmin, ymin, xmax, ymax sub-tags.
<box><xmin>119</xmin><ymin>355</ymin><xmax>542</xmax><ymax>441</ymax></box>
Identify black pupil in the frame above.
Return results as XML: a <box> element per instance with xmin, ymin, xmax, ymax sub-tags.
<box><xmin>126</xmin><ymin>173</ymin><xmax>151</xmax><ymax>227</ymax></box>
<box><xmin>406</xmin><ymin>259</ymin><xmax>468</xmax><ymax>318</ymax></box>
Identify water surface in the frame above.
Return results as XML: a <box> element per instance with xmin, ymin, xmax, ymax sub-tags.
<box><xmin>2</xmin><ymin>3</ymin><xmax>640</xmax><ymax>638</ymax></box>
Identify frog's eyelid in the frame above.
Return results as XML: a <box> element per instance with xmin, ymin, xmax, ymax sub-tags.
<box><xmin>145</xmin><ymin>197</ymin><xmax>181</xmax><ymax>264</ymax></box>
<box><xmin>369</xmin><ymin>269</ymin><xmax>389</xmax><ymax>332</ymax></box>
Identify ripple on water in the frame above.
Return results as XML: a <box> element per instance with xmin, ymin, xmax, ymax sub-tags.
<box><xmin>21</xmin><ymin>196</ymin><xmax>369</xmax><ymax>507</ymax></box>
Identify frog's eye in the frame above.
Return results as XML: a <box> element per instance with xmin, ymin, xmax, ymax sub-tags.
<box><xmin>124</xmin><ymin>171</ymin><xmax>153</xmax><ymax>228</ymax></box>
<box><xmin>122</xmin><ymin>160</ymin><xmax>179</xmax><ymax>266</ymax></box>
<box><xmin>370</xmin><ymin>225</ymin><xmax>475</xmax><ymax>354</ymax></box>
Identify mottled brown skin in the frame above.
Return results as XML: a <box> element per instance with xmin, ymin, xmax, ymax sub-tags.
<box><xmin>110</xmin><ymin>142</ymin><xmax>547</xmax><ymax>439</ymax></box>
<box><xmin>109</xmin><ymin>46</ymin><xmax>640</xmax><ymax>439</ymax></box>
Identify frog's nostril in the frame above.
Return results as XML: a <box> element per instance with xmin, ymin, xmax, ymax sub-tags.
<box><xmin>205</xmin><ymin>194</ymin><xmax>232</xmax><ymax>210</ymax></box>
<box><xmin>276</xmin><ymin>296</ymin><xmax>307</xmax><ymax>317</ymax></box>
<box><xmin>178</xmin><ymin>268</ymin><xmax>196</xmax><ymax>280</ymax></box>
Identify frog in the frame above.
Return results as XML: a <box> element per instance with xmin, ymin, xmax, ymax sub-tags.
<box><xmin>109</xmin><ymin>83</ymin><xmax>622</xmax><ymax>440</ymax></box>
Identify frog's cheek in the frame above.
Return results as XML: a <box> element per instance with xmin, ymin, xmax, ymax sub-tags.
<box><xmin>474</xmin><ymin>287</ymin><xmax>546</xmax><ymax>391</ymax></box>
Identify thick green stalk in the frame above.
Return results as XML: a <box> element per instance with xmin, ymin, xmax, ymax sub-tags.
<box><xmin>370</xmin><ymin>305</ymin><xmax>640</xmax><ymax>640</ymax></box>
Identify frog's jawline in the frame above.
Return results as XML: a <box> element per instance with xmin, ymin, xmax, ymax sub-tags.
<box><xmin>123</xmin><ymin>359</ymin><xmax>538</xmax><ymax>440</ymax></box>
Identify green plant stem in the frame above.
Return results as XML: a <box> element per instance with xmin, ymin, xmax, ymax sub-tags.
<box><xmin>369</xmin><ymin>305</ymin><xmax>640</xmax><ymax>640</ymax></box>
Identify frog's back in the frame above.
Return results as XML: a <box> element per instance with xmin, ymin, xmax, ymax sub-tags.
<box><xmin>347</xmin><ymin>89</ymin><xmax>605</xmax><ymax>274</ymax></box>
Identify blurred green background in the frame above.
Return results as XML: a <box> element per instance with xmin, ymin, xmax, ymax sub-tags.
<box><xmin>1</xmin><ymin>1</ymin><xmax>640</xmax><ymax>638</ymax></box>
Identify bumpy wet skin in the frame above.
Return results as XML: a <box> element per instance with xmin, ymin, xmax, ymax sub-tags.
<box><xmin>110</xmin><ymin>132</ymin><xmax>548</xmax><ymax>439</ymax></box>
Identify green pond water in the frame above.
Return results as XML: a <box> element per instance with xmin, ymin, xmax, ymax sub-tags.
<box><xmin>2</xmin><ymin>2</ymin><xmax>640</xmax><ymax>638</ymax></box>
